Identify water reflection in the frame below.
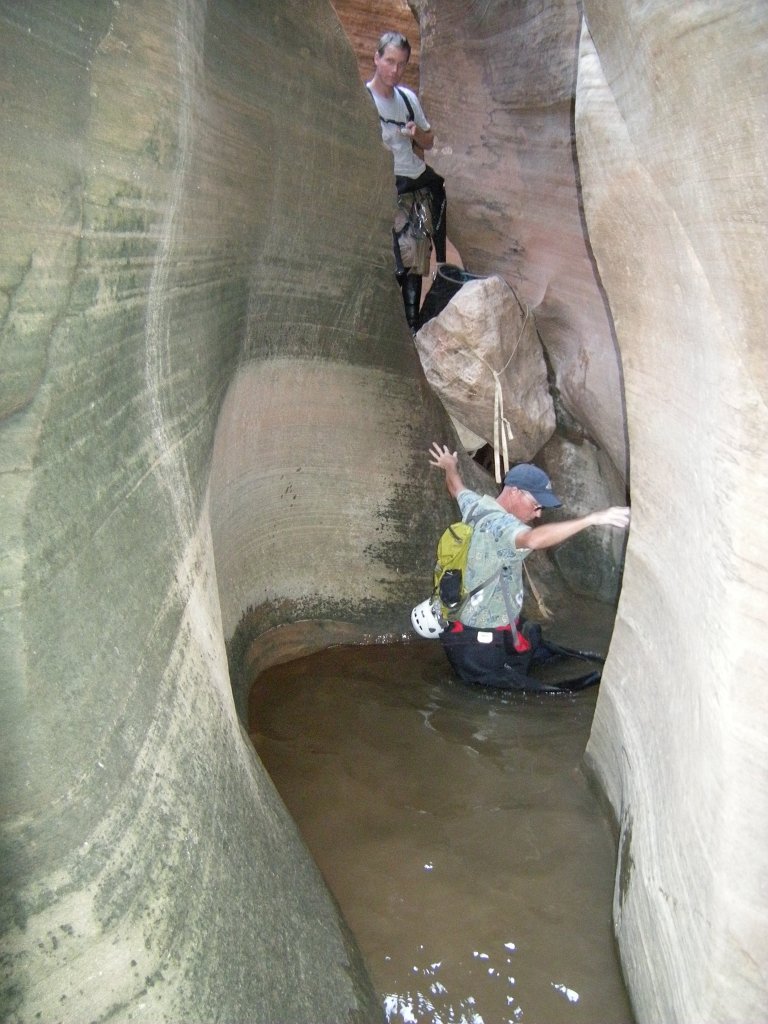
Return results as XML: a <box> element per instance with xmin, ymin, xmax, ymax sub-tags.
<box><xmin>250</xmin><ymin>639</ymin><xmax>634</xmax><ymax>1024</ymax></box>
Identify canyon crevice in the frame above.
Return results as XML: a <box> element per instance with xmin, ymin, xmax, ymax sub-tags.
<box><xmin>1</xmin><ymin>2</ymin><xmax>766</xmax><ymax>1023</ymax></box>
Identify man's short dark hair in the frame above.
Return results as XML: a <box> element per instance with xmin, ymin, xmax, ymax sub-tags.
<box><xmin>376</xmin><ymin>31</ymin><xmax>411</xmax><ymax>58</ymax></box>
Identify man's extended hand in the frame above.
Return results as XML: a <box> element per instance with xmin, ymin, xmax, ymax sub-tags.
<box><xmin>589</xmin><ymin>507</ymin><xmax>631</xmax><ymax>530</ymax></box>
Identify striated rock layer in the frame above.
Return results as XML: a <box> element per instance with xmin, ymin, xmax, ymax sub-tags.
<box><xmin>576</xmin><ymin>4</ymin><xmax>768</xmax><ymax>1023</ymax></box>
<box><xmin>0</xmin><ymin>1</ymin><xmax>462</xmax><ymax>1021</ymax></box>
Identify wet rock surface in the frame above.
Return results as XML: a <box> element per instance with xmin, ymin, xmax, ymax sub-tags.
<box><xmin>577</xmin><ymin>5</ymin><xmax>768</xmax><ymax>1022</ymax></box>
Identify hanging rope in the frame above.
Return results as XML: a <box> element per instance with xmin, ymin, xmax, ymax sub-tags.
<box><xmin>474</xmin><ymin>300</ymin><xmax>530</xmax><ymax>484</ymax></box>
<box><xmin>492</xmin><ymin>370</ymin><xmax>515</xmax><ymax>485</ymax></box>
<box><xmin>523</xmin><ymin>562</ymin><xmax>554</xmax><ymax>620</ymax></box>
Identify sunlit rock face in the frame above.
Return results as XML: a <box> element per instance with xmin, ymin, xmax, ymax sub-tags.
<box><xmin>0</xmin><ymin>1</ymin><xmax>458</xmax><ymax>1021</ymax></box>
<box><xmin>576</xmin><ymin>4</ymin><xmax>768</xmax><ymax>1023</ymax></box>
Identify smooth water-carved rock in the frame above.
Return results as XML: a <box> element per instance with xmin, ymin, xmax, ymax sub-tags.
<box><xmin>414</xmin><ymin>276</ymin><xmax>555</xmax><ymax>465</ymax></box>
<box><xmin>577</xmin><ymin>5</ymin><xmax>768</xmax><ymax>1023</ymax></box>
<box><xmin>0</xmin><ymin>1</ymin><xmax>462</xmax><ymax>1021</ymax></box>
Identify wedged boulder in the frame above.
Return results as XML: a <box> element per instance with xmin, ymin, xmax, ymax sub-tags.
<box><xmin>413</xmin><ymin>275</ymin><xmax>555</xmax><ymax>464</ymax></box>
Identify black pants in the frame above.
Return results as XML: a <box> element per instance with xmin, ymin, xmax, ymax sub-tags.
<box><xmin>440</xmin><ymin>622</ymin><xmax>537</xmax><ymax>690</ymax></box>
<box><xmin>396</xmin><ymin>165</ymin><xmax>447</xmax><ymax>263</ymax></box>
<box><xmin>440</xmin><ymin>621</ymin><xmax>603</xmax><ymax>694</ymax></box>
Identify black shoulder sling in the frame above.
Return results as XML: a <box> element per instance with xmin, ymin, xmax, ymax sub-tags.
<box><xmin>366</xmin><ymin>84</ymin><xmax>415</xmax><ymax>128</ymax></box>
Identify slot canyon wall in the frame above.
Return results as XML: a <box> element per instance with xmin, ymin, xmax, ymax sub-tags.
<box><xmin>0</xmin><ymin>0</ymin><xmax>459</xmax><ymax>1020</ymax></box>
<box><xmin>1</xmin><ymin>5</ymin><xmax>766</xmax><ymax>1024</ymax></box>
<box><xmin>577</xmin><ymin>4</ymin><xmax>767</xmax><ymax>1021</ymax></box>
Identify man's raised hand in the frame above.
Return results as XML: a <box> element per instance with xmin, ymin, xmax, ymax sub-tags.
<box><xmin>428</xmin><ymin>443</ymin><xmax>458</xmax><ymax>471</ymax></box>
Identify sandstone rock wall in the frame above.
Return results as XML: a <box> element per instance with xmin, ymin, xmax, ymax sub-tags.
<box><xmin>3</xmin><ymin>1</ymin><xmax>766</xmax><ymax>1022</ymax></box>
<box><xmin>0</xmin><ymin>1</ymin><xmax>460</xmax><ymax>1020</ymax></box>
<box><xmin>576</xmin><ymin>4</ymin><xmax>768</xmax><ymax>1022</ymax></box>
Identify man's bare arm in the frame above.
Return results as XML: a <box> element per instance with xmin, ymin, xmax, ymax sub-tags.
<box><xmin>515</xmin><ymin>507</ymin><xmax>630</xmax><ymax>550</ymax></box>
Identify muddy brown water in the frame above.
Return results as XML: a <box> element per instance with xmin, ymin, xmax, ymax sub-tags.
<box><xmin>250</xmin><ymin>637</ymin><xmax>634</xmax><ymax>1024</ymax></box>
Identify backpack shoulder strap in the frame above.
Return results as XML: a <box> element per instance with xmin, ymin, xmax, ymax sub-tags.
<box><xmin>395</xmin><ymin>86</ymin><xmax>415</xmax><ymax>122</ymax></box>
<box><xmin>444</xmin><ymin>502</ymin><xmax>500</xmax><ymax>615</ymax></box>
<box><xmin>463</xmin><ymin>500</ymin><xmax>500</xmax><ymax>528</ymax></box>
<box><xmin>367</xmin><ymin>84</ymin><xmax>413</xmax><ymax>128</ymax></box>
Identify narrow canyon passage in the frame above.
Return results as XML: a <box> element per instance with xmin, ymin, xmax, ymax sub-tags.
<box><xmin>2</xmin><ymin>1</ymin><xmax>765</xmax><ymax>1020</ymax></box>
<box><xmin>250</xmin><ymin>634</ymin><xmax>634</xmax><ymax>1024</ymax></box>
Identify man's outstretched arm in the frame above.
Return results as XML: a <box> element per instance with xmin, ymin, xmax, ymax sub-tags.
<box><xmin>514</xmin><ymin>507</ymin><xmax>630</xmax><ymax>550</ymax></box>
<box><xmin>429</xmin><ymin>441</ymin><xmax>630</xmax><ymax>548</ymax></box>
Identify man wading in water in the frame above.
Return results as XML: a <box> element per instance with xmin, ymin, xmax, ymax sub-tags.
<box><xmin>367</xmin><ymin>31</ymin><xmax>447</xmax><ymax>332</ymax></box>
<box><xmin>425</xmin><ymin>443</ymin><xmax>630</xmax><ymax>691</ymax></box>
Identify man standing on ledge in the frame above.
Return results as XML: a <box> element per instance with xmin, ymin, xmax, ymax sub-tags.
<box><xmin>427</xmin><ymin>442</ymin><xmax>631</xmax><ymax>690</ymax></box>
<box><xmin>367</xmin><ymin>31</ymin><xmax>447</xmax><ymax>332</ymax></box>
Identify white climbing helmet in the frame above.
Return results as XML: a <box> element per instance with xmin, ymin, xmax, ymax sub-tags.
<box><xmin>410</xmin><ymin>598</ymin><xmax>444</xmax><ymax>639</ymax></box>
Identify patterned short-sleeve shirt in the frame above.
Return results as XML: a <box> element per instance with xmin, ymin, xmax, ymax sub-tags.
<box><xmin>456</xmin><ymin>489</ymin><xmax>531</xmax><ymax>629</ymax></box>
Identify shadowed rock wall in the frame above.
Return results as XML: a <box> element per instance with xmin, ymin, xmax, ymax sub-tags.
<box><xmin>0</xmin><ymin>0</ymin><xmax>461</xmax><ymax>1020</ymax></box>
<box><xmin>576</xmin><ymin>4</ymin><xmax>768</xmax><ymax>1022</ymax></box>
